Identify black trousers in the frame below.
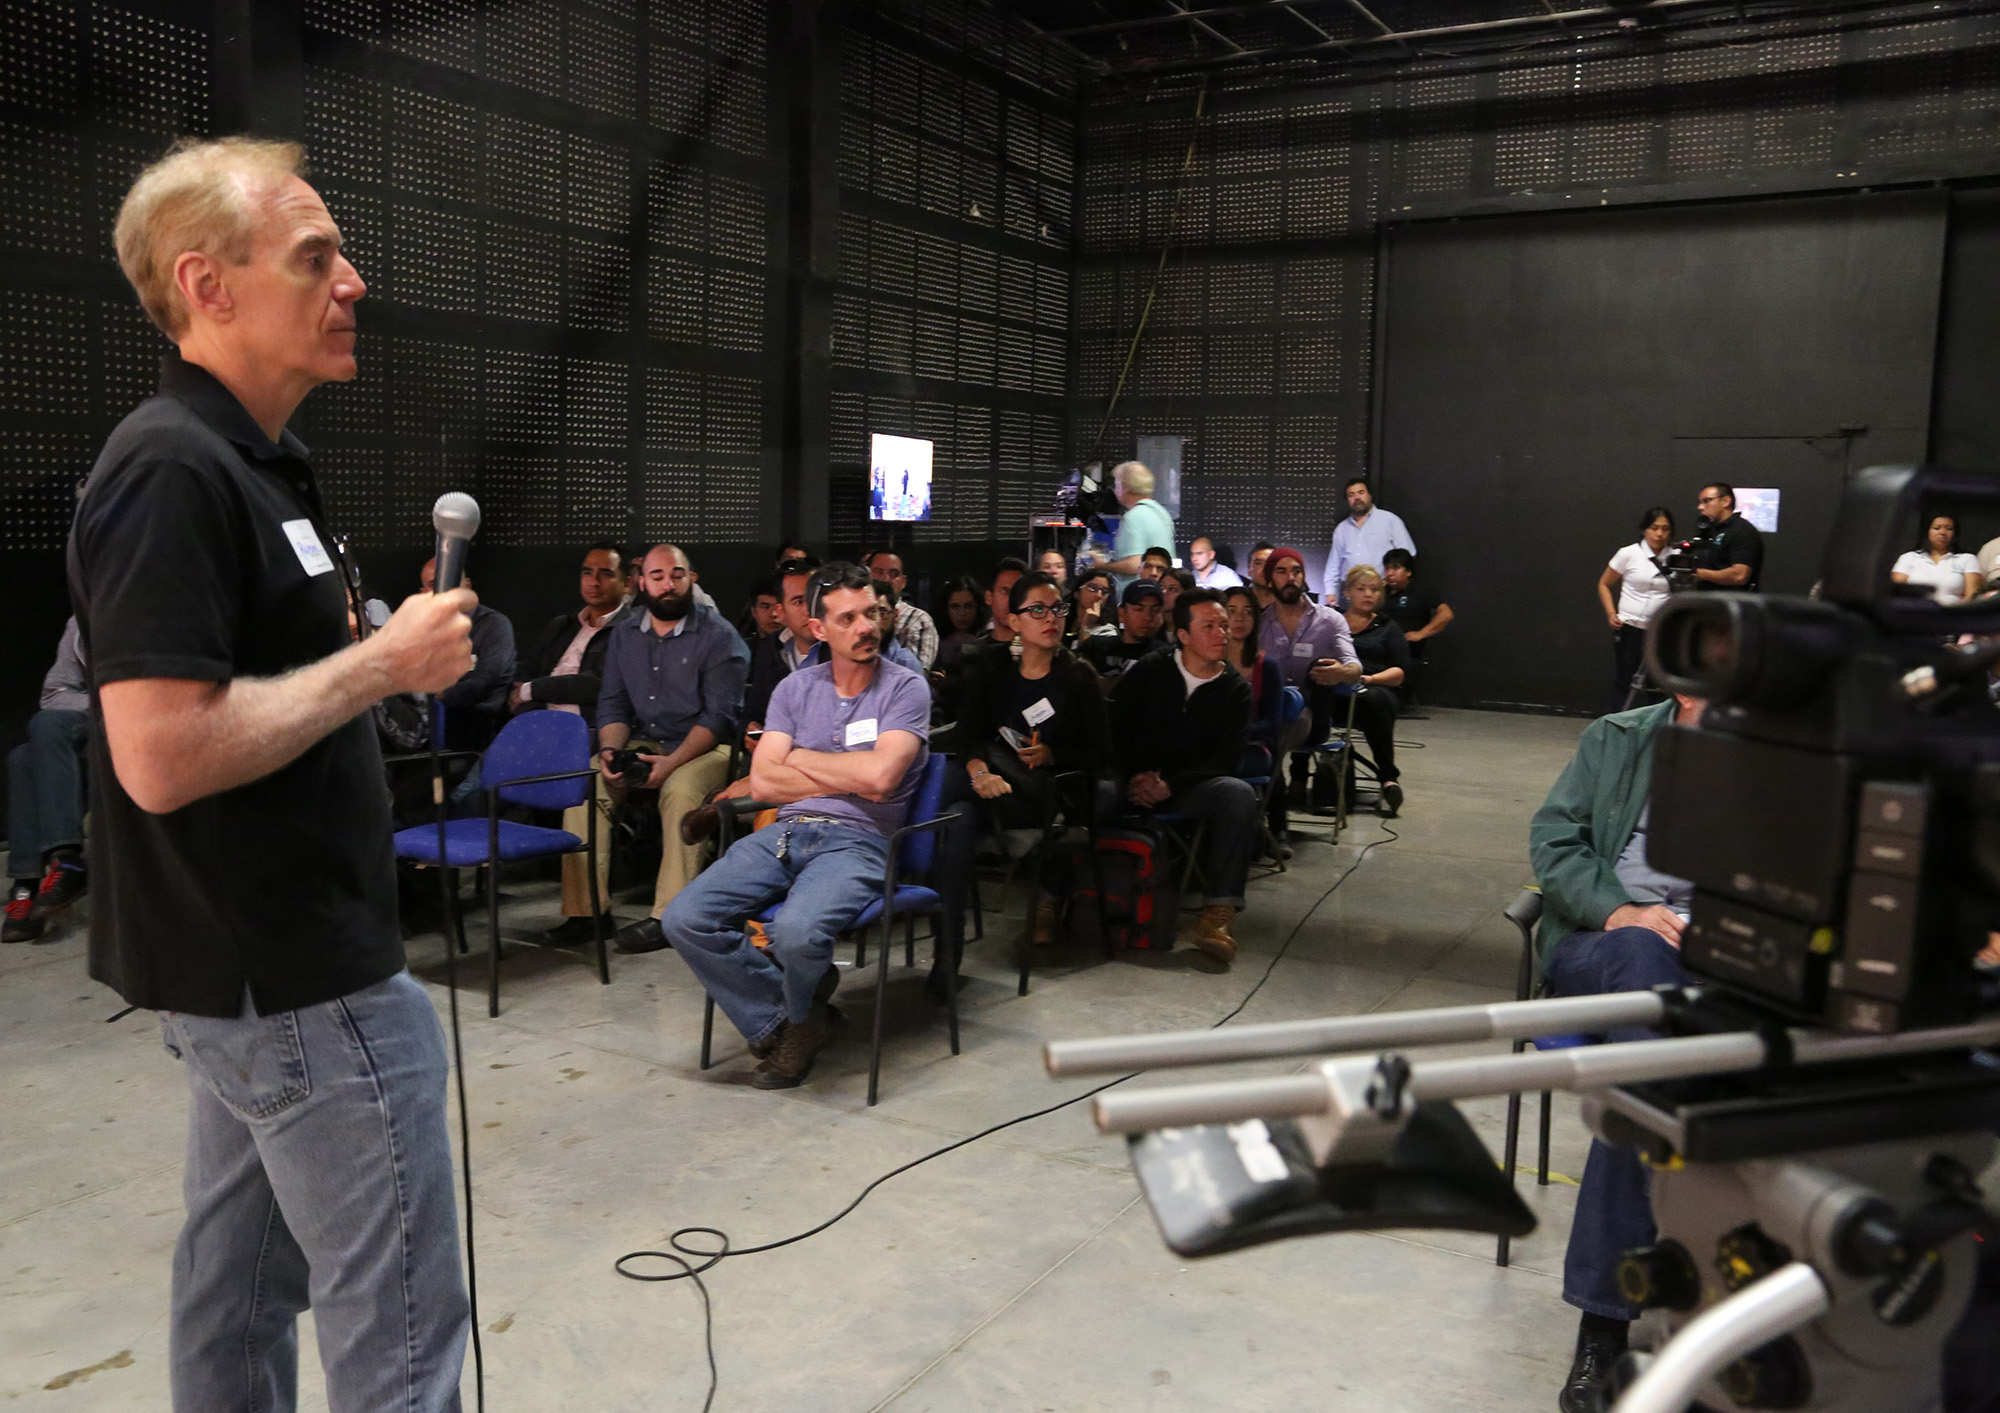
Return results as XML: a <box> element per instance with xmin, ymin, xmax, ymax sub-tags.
<box><xmin>1349</xmin><ymin>685</ymin><xmax>1399</xmax><ymax>784</ymax></box>
<box><xmin>1611</xmin><ymin>625</ymin><xmax>1664</xmax><ymax>712</ymax></box>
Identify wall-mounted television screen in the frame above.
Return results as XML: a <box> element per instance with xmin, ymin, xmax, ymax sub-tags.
<box><xmin>869</xmin><ymin>433</ymin><xmax>933</xmax><ymax>522</ymax></box>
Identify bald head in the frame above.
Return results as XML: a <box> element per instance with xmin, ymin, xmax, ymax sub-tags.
<box><xmin>637</xmin><ymin>544</ymin><xmax>698</xmax><ymax>624</ymax></box>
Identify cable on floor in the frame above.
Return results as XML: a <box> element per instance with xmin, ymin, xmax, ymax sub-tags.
<box><xmin>614</xmin><ymin>823</ymin><xmax>1402</xmax><ymax>1410</ymax></box>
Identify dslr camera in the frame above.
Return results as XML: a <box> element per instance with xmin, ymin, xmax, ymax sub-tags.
<box><xmin>1646</xmin><ymin>464</ymin><xmax>2000</xmax><ymax>1034</ymax></box>
<box><xmin>605</xmin><ymin>747</ymin><xmax>654</xmax><ymax>788</ymax></box>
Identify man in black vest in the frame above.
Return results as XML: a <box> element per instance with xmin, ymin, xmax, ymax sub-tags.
<box><xmin>72</xmin><ymin>137</ymin><xmax>474</xmax><ymax>1411</ymax></box>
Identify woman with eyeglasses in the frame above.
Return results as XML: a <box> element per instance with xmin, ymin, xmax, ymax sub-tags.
<box><xmin>1065</xmin><ymin>568</ymin><xmax>1115</xmax><ymax>644</ymax></box>
<box><xmin>958</xmin><ymin>571</ymin><xmax>1110</xmax><ymax>947</ymax></box>
<box><xmin>1892</xmin><ymin>512</ymin><xmax>1983</xmax><ymax>605</ymax></box>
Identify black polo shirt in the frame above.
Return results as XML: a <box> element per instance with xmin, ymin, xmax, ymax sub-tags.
<box><xmin>67</xmin><ymin>354</ymin><xmax>402</xmax><ymax>1017</ymax></box>
<box><xmin>1699</xmin><ymin>513</ymin><xmax>1764</xmax><ymax>592</ymax></box>
<box><xmin>1383</xmin><ymin>585</ymin><xmax>1441</xmax><ymax>646</ymax></box>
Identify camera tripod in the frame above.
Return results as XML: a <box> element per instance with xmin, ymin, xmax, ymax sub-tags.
<box><xmin>1048</xmin><ymin>988</ymin><xmax>2000</xmax><ymax>1413</ymax></box>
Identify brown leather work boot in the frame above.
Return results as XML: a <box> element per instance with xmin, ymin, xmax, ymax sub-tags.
<box><xmin>1188</xmin><ymin>905</ymin><xmax>1238</xmax><ymax>966</ymax></box>
<box><xmin>751</xmin><ymin>1007</ymin><xmax>840</xmax><ymax>1089</ymax></box>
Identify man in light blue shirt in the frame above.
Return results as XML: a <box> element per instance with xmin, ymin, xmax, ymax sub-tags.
<box><xmin>1099</xmin><ymin>461</ymin><xmax>1175</xmax><ymax>594</ymax></box>
<box><xmin>1322</xmin><ymin>477</ymin><xmax>1415</xmax><ymax>605</ymax></box>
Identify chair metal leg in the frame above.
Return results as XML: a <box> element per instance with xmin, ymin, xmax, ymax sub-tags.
<box><xmin>969</xmin><ymin>871</ymin><xmax>985</xmax><ymax>942</ymax></box>
<box><xmin>943</xmin><ymin>912</ymin><xmax>960</xmax><ymax>1055</ymax></box>
<box><xmin>585</xmin><ymin>813</ymin><xmax>610</xmax><ymax>986</ymax></box>
<box><xmin>447</xmin><ymin>869</ymin><xmax>471</xmax><ymax>955</ymax></box>
<box><xmin>856</xmin><ymin>929</ymin><xmax>867</xmax><ymax>967</ymax></box>
<box><xmin>486</xmin><ymin>851</ymin><xmax>503</xmax><ymax>1019</ymax></box>
<box><xmin>904</xmin><ymin>915</ymin><xmax>915</xmax><ymax>967</ymax></box>
<box><xmin>867</xmin><ymin>906</ymin><xmax>895</xmax><ymax>1106</ymax></box>
<box><xmin>1498</xmin><ymin>1086</ymin><xmax>1523</xmax><ymax>1267</ymax></box>
<box><xmin>1537</xmin><ymin>1090</ymin><xmax>1553</xmax><ymax>1185</ymax></box>
<box><xmin>700</xmin><ymin>994</ymin><xmax>715</xmax><ymax>1070</ymax></box>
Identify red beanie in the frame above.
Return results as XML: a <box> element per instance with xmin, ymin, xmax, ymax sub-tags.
<box><xmin>1263</xmin><ymin>546</ymin><xmax>1306</xmax><ymax>583</ymax></box>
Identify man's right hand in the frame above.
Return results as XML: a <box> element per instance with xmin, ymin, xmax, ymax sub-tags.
<box><xmin>372</xmin><ymin>588</ymin><xmax>476</xmax><ymax>696</ymax></box>
<box><xmin>1606</xmin><ymin>903</ymin><xmax>1684</xmax><ymax>948</ymax></box>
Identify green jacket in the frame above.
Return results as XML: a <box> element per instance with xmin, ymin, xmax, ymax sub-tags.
<box><xmin>1527</xmin><ymin>698</ymin><xmax>1678</xmax><ymax>967</ymax></box>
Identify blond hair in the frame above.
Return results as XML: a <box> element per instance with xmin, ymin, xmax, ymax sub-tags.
<box><xmin>1343</xmin><ymin>564</ymin><xmax>1384</xmax><ymax>594</ymax></box>
<box><xmin>114</xmin><ymin>136</ymin><xmax>308</xmax><ymax>338</ymax></box>
<box><xmin>1113</xmin><ymin>461</ymin><xmax>1154</xmax><ymax>497</ymax></box>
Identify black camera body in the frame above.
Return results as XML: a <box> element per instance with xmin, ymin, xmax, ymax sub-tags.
<box><xmin>1646</xmin><ymin>466</ymin><xmax>2000</xmax><ymax>1034</ymax></box>
<box><xmin>1658</xmin><ymin>525</ymin><xmax>1722</xmax><ymax>592</ymax></box>
<box><xmin>1055</xmin><ymin>464</ymin><xmax>1121</xmax><ymax>531</ymax></box>
<box><xmin>606</xmin><ymin>747</ymin><xmax>653</xmax><ymax>788</ymax></box>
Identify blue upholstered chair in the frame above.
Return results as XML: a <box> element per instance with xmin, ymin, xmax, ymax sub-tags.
<box><xmin>393</xmin><ymin>710</ymin><xmax>609</xmax><ymax>1018</ymax></box>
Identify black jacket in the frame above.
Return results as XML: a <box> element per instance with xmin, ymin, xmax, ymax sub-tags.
<box><xmin>513</xmin><ymin>603</ymin><xmax>632</xmax><ymax>711</ymax></box>
<box><xmin>959</xmin><ymin>646</ymin><xmax>1110</xmax><ymax>777</ymax></box>
<box><xmin>1108</xmin><ymin>650</ymin><xmax>1252</xmax><ymax>790</ymax></box>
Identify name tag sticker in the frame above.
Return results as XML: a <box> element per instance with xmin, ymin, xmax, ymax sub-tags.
<box><xmin>282</xmin><ymin>519</ymin><xmax>335</xmax><ymax>578</ymax></box>
<box><xmin>1291</xmin><ymin>640</ymin><xmax>1314</xmax><ymax>658</ymax></box>
<box><xmin>844</xmin><ymin>717</ymin><xmax>879</xmax><ymax>748</ymax></box>
<box><xmin>1022</xmin><ymin>697</ymin><xmax>1055</xmax><ymax>728</ymax></box>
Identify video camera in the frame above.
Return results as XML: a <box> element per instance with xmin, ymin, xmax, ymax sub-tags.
<box><xmin>1658</xmin><ymin>530</ymin><xmax>1720</xmax><ymax>593</ymax></box>
<box><xmin>1044</xmin><ymin>467</ymin><xmax>2000</xmax><ymax>1412</ymax></box>
<box><xmin>1054</xmin><ymin>463</ymin><xmax>1121</xmax><ymax>531</ymax></box>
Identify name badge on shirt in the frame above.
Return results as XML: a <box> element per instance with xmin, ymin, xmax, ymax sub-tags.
<box><xmin>1022</xmin><ymin>697</ymin><xmax>1054</xmax><ymax>728</ymax></box>
<box><xmin>844</xmin><ymin>717</ymin><xmax>879</xmax><ymax>748</ymax></box>
<box><xmin>282</xmin><ymin>519</ymin><xmax>335</xmax><ymax>577</ymax></box>
<box><xmin>1290</xmin><ymin>640</ymin><xmax>1314</xmax><ymax>658</ymax></box>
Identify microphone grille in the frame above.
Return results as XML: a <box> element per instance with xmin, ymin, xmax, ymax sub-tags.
<box><xmin>432</xmin><ymin>491</ymin><xmax>482</xmax><ymax>539</ymax></box>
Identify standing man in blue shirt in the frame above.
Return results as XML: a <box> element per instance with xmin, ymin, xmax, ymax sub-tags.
<box><xmin>1095</xmin><ymin>461</ymin><xmax>1175</xmax><ymax>593</ymax></box>
<box><xmin>596</xmin><ymin>544</ymin><xmax>750</xmax><ymax>954</ymax></box>
<box><xmin>1322</xmin><ymin>477</ymin><xmax>1415</xmax><ymax>606</ymax></box>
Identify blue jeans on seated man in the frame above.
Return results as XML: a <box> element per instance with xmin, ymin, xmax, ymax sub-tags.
<box><xmin>1542</xmin><ymin>924</ymin><xmax>1691</xmax><ymax>1320</ymax></box>
<box><xmin>161</xmin><ymin>970</ymin><xmax>468</xmax><ymax>1412</ymax></box>
<box><xmin>6</xmin><ymin>708</ymin><xmax>89</xmax><ymax>879</ymax></box>
<box><xmin>662</xmin><ymin>819</ymin><xmax>890</xmax><ymax>1048</ymax></box>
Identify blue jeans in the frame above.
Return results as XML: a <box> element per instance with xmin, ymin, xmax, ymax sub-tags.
<box><xmin>161</xmin><ymin>971</ymin><xmax>468</xmax><ymax>1412</ymax></box>
<box><xmin>6</xmin><ymin>708</ymin><xmax>88</xmax><ymax>877</ymax></box>
<box><xmin>662</xmin><ymin>819</ymin><xmax>890</xmax><ymax>1047</ymax></box>
<box><xmin>1542</xmin><ymin>925</ymin><xmax>1691</xmax><ymax>1321</ymax></box>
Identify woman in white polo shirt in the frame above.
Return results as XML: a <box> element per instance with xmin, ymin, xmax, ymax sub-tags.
<box><xmin>1598</xmin><ymin>506</ymin><xmax>1675</xmax><ymax>711</ymax></box>
<box><xmin>1892</xmin><ymin>513</ymin><xmax>1983</xmax><ymax>605</ymax></box>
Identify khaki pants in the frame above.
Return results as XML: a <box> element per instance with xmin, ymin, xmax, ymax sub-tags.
<box><xmin>559</xmin><ymin>774</ymin><xmax>615</xmax><ymax>919</ymax></box>
<box><xmin>652</xmin><ymin>743</ymin><xmax>733</xmax><ymax>918</ymax></box>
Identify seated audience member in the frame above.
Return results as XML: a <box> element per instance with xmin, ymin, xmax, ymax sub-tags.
<box><xmin>847</xmin><ymin>581</ymin><xmax>926</xmax><ymax>676</ymax></box>
<box><xmin>4</xmin><ymin>618</ymin><xmax>91</xmax><ymax>943</ymax></box>
<box><xmin>509</xmin><ymin>541</ymin><xmax>635</xmax><ymax>944</ymax></box>
<box><xmin>1247</xmin><ymin>542</ymin><xmax>1276</xmax><ymax>609</ymax></box>
<box><xmin>662</xmin><ymin>563</ymin><xmax>931</xmax><ymax>1089</ymax></box>
<box><xmin>1159</xmin><ymin>566</ymin><xmax>1194</xmax><ymax>627</ymax></box>
<box><xmin>1066</xmin><ymin>567</ymin><xmax>1115</xmax><ymax>644</ymax></box>
<box><xmin>1036</xmin><ymin>547</ymin><xmax>1071</xmax><ymax>586</ymax></box>
<box><xmin>1223</xmin><ymin>586</ymin><xmax>1284</xmax><ymax>765</ymax></box>
<box><xmin>743</xmin><ymin>557</ymin><xmax>820</xmax><ymax>732</ymax></box>
<box><xmin>1079</xmin><ymin>579</ymin><xmax>1164</xmax><ymax>683</ymax></box>
<box><xmin>737</xmin><ymin>575</ymin><xmax>783</xmax><ymax>647</ymax></box>
<box><xmin>421</xmin><ymin>556</ymin><xmax>517</xmax><ymax>748</ymax></box>
<box><xmin>1109</xmin><ymin>589</ymin><xmax>1258</xmax><ymax>966</ymax></box>
<box><xmin>960</xmin><ymin>571</ymin><xmax>1110</xmax><ymax>946</ymax></box>
<box><xmin>1191</xmin><ymin>536</ymin><xmax>1243</xmax><ymax>589</ymax></box>
<box><xmin>1337</xmin><ymin>566</ymin><xmax>1410</xmax><ymax>818</ymax></box>
<box><xmin>1381</xmin><ymin>547</ymin><xmax>1451</xmax><ymax>708</ymax></box>
<box><xmin>865</xmin><ymin>549</ymin><xmax>940</xmax><ymax>667</ymax></box>
<box><xmin>1140</xmin><ymin>546</ymin><xmax>1174</xmax><ymax>582</ymax></box>
<box><xmin>1528</xmin><ymin>691</ymin><xmax>1703</xmax><ymax>1413</ymax></box>
<box><xmin>1893</xmin><ymin>513</ymin><xmax>1983</xmax><ymax>605</ymax></box>
<box><xmin>931</xmin><ymin>575</ymin><xmax>985</xmax><ymax>672</ymax></box>
<box><xmin>595</xmin><ymin>545</ymin><xmax>751</xmax><ymax>954</ymax></box>
<box><xmin>1258</xmin><ymin>547</ymin><xmax>1360</xmax><ymax>832</ymax></box>
<box><xmin>774</xmin><ymin>541</ymin><xmax>811</xmax><ymax>568</ymax></box>
<box><xmin>935</xmin><ymin>558</ymin><xmax>1027</xmax><ymax>722</ymax></box>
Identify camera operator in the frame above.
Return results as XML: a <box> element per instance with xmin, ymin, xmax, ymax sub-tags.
<box><xmin>1089</xmin><ymin>461</ymin><xmax>1174</xmax><ymax>593</ymax></box>
<box><xmin>1688</xmin><ymin>482</ymin><xmax>1763</xmax><ymax>591</ymax></box>
<box><xmin>1597</xmin><ymin>506</ymin><xmax>1675</xmax><ymax>708</ymax></box>
<box><xmin>595</xmin><ymin>544</ymin><xmax>750</xmax><ymax>954</ymax></box>
<box><xmin>1528</xmin><ymin>690</ymin><xmax>1707</xmax><ymax>1412</ymax></box>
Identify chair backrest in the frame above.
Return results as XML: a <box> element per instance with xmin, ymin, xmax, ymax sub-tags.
<box><xmin>484</xmin><ymin>711</ymin><xmax>592</xmax><ymax>811</ymax></box>
<box><xmin>897</xmin><ymin>754</ymin><xmax>951</xmax><ymax>878</ymax></box>
<box><xmin>1278</xmin><ymin>685</ymin><xmax>1305</xmax><ymax>727</ymax></box>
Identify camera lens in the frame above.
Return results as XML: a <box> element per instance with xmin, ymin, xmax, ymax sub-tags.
<box><xmin>1646</xmin><ymin>595</ymin><xmax>1851</xmax><ymax>708</ymax></box>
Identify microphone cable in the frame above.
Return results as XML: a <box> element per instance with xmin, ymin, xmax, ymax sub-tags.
<box><xmin>615</xmin><ymin>821</ymin><xmax>1402</xmax><ymax>1411</ymax></box>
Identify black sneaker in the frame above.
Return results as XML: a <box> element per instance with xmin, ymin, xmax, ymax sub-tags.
<box><xmin>2</xmin><ymin>882</ymin><xmax>41</xmax><ymax>944</ymax></box>
<box><xmin>29</xmin><ymin>856</ymin><xmax>86</xmax><ymax>919</ymax></box>
<box><xmin>543</xmin><ymin>914</ymin><xmax>609</xmax><ymax>948</ymax></box>
<box><xmin>614</xmin><ymin>916</ymin><xmax>668</xmax><ymax>954</ymax></box>
<box><xmin>1378</xmin><ymin>781</ymin><xmax>1404</xmax><ymax>819</ymax></box>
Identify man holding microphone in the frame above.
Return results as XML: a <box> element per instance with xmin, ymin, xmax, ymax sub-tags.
<box><xmin>71</xmin><ymin>137</ymin><xmax>475</xmax><ymax>1410</ymax></box>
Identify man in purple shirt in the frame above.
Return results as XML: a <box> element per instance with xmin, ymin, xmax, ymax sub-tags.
<box><xmin>662</xmin><ymin>562</ymin><xmax>931</xmax><ymax>1090</ymax></box>
<box><xmin>1257</xmin><ymin>546</ymin><xmax>1361</xmax><ymax>834</ymax></box>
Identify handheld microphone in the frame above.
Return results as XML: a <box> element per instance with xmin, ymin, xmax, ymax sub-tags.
<box><xmin>431</xmin><ymin>492</ymin><xmax>481</xmax><ymax>593</ymax></box>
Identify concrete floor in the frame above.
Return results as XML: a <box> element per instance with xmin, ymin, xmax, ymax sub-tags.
<box><xmin>2</xmin><ymin>708</ymin><xmax>1597</xmax><ymax>1412</ymax></box>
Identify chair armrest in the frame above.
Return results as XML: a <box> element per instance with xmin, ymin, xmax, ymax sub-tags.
<box><xmin>492</xmin><ymin>767</ymin><xmax>597</xmax><ymax>788</ymax></box>
<box><xmin>716</xmin><ymin>797</ymin><xmax>781</xmax><ymax>847</ymax></box>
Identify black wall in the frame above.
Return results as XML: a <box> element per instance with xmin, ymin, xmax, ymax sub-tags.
<box><xmin>1379</xmin><ymin>191</ymin><xmax>1945</xmax><ymax>715</ymax></box>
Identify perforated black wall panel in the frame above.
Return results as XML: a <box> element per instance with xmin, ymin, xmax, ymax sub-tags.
<box><xmin>829</xmin><ymin>0</ymin><xmax>1078</xmax><ymax>560</ymax></box>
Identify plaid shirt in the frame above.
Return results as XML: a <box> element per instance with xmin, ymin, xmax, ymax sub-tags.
<box><xmin>892</xmin><ymin>601</ymin><xmax>940</xmax><ymax>669</ymax></box>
